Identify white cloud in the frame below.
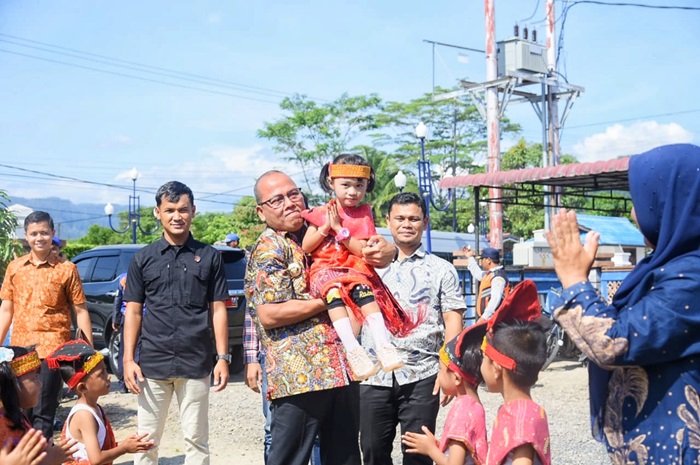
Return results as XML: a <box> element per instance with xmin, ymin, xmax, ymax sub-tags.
<box><xmin>207</xmin><ymin>13</ymin><xmax>221</xmax><ymax>24</ymax></box>
<box><xmin>571</xmin><ymin>121</ymin><xmax>694</xmax><ymax>163</ymax></box>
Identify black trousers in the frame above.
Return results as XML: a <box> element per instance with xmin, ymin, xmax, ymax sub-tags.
<box><xmin>359</xmin><ymin>374</ymin><xmax>440</xmax><ymax>465</ymax></box>
<box><xmin>268</xmin><ymin>383</ymin><xmax>360</xmax><ymax>465</ymax></box>
<box><xmin>27</xmin><ymin>359</ymin><xmax>63</xmax><ymax>438</ymax></box>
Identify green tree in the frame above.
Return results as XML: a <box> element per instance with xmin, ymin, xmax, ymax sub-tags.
<box><xmin>375</xmin><ymin>88</ymin><xmax>520</xmax><ymax>231</ymax></box>
<box><xmin>75</xmin><ymin>208</ymin><xmax>160</xmax><ymax>246</ymax></box>
<box><xmin>191</xmin><ymin>197</ymin><xmax>266</xmax><ymax>249</ymax></box>
<box><xmin>257</xmin><ymin>93</ymin><xmax>384</xmax><ymax>192</ymax></box>
<box><xmin>0</xmin><ymin>190</ymin><xmax>23</xmax><ymax>277</ymax></box>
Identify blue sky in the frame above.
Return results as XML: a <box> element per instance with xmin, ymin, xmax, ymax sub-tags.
<box><xmin>1</xmin><ymin>0</ymin><xmax>698</xmax><ymax>215</ymax></box>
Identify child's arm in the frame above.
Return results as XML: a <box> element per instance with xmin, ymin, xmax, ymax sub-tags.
<box><xmin>72</xmin><ymin>410</ymin><xmax>153</xmax><ymax>465</ymax></box>
<box><xmin>302</xmin><ymin>224</ymin><xmax>330</xmax><ymax>254</ymax></box>
<box><xmin>401</xmin><ymin>426</ymin><xmax>448</xmax><ymax>465</ymax></box>
<box><xmin>510</xmin><ymin>444</ymin><xmax>535</xmax><ymax>465</ymax></box>
<box><xmin>445</xmin><ymin>440</ymin><xmax>468</xmax><ymax>465</ymax></box>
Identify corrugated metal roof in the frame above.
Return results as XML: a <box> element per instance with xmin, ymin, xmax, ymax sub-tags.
<box><xmin>576</xmin><ymin>214</ymin><xmax>645</xmax><ymax>247</ymax></box>
<box><xmin>439</xmin><ymin>157</ymin><xmax>631</xmax><ymax>190</ymax></box>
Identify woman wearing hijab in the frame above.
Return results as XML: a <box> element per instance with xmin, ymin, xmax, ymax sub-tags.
<box><xmin>546</xmin><ymin>144</ymin><xmax>700</xmax><ymax>464</ymax></box>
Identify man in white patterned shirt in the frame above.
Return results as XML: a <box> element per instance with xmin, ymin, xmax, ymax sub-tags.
<box><xmin>359</xmin><ymin>192</ymin><xmax>465</xmax><ymax>465</ymax></box>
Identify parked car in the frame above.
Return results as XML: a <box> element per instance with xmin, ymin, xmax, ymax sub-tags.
<box><xmin>71</xmin><ymin>244</ymin><xmax>247</xmax><ymax>374</ymax></box>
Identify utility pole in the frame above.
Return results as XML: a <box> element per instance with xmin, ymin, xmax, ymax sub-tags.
<box><xmin>485</xmin><ymin>0</ymin><xmax>503</xmax><ymax>250</ymax></box>
<box><xmin>545</xmin><ymin>0</ymin><xmax>560</xmax><ymax>228</ymax></box>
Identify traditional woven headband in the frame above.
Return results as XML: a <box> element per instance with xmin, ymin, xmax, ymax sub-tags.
<box><xmin>7</xmin><ymin>350</ymin><xmax>41</xmax><ymax>377</ymax></box>
<box><xmin>481</xmin><ymin>335</ymin><xmax>517</xmax><ymax>371</ymax></box>
<box><xmin>439</xmin><ymin>343</ymin><xmax>478</xmax><ymax>387</ymax></box>
<box><xmin>46</xmin><ymin>340</ymin><xmax>105</xmax><ymax>390</ymax></box>
<box><xmin>329</xmin><ymin>163</ymin><xmax>371</xmax><ymax>179</ymax></box>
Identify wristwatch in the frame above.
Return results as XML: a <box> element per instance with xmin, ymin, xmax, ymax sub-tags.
<box><xmin>216</xmin><ymin>354</ymin><xmax>232</xmax><ymax>364</ymax></box>
<box><xmin>335</xmin><ymin>227</ymin><xmax>351</xmax><ymax>242</ymax></box>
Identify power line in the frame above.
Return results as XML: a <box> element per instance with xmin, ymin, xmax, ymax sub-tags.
<box><xmin>566</xmin><ymin>108</ymin><xmax>700</xmax><ymax>129</ymax></box>
<box><xmin>0</xmin><ymin>48</ymin><xmax>282</xmax><ymax>105</ymax></box>
<box><xmin>570</xmin><ymin>1</ymin><xmax>700</xmax><ymax>10</ymax></box>
<box><xmin>0</xmin><ymin>37</ymin><xmax>291</xmax><ymax>101</ymax></box>
<box><xmin>0</xmin><ymin>33</ymin><xmax>329</xmax><ymax>101</ymax></box>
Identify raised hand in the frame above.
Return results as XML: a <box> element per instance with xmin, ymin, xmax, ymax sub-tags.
<box><xmin>0</xmin><ymin>429</ymin><xmax>47</xmax><ymax>465</ymax></box>
<box><xmin>545</xmin><ymin>209</ymin><xmax>599</xmax><ymax>289</ymax></box>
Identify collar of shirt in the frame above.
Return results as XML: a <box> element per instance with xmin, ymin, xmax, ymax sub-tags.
<box><xmin>155</xmin><ymin>233</ymin><xmax>199</xmax><ymax>254</ymax></box>
<box><xmin>265</xmin><ymin>225</ymin><xmax>307</xmax><ymax>246</ymax></box>
<box><xmin>393</xmin><ymin>245</ymin><xmax>427</xmax><ymax>263</ymax></box>
<box><xmin>23</xmin><ymin>252</ymin><xmax>58</xmax><ymax>268</ymax></box>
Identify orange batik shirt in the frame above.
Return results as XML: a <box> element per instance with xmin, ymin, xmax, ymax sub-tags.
<box><xmin>0</xmin><ymin>253</ymin><xmax>86</xmax><ymax>358</ymax></box>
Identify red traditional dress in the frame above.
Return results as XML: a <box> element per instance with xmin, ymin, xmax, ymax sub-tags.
<box><xmin>301</xmin><ymin>203</ymin><xmax>416</xmax><ymax>336</ymax></box>
<box><xmin>61</xmin><ymin>403</ymin><xmax>117</xmax><ymax>465</ymax></box>
<box><xmin>0</xmin><ymin>410</ymin><xmax>32</xmax><ymax>452</ymax></box>
<box><xmin>486</xmin><ymin>399</ymin><xmax>551</xmax><ymax>465</ymax></box>
<box><xmin>439</xmin><ymin>395</ymin><xmax>488</xmax><ymax>465</ymax></box>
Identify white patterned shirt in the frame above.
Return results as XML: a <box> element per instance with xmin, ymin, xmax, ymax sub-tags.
<box><xmin>361</xmin><ymin>247</ymin><xmax>466</xmax><ymax>386</ymax></box>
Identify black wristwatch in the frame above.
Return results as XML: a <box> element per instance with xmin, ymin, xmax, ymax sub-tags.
<box><xmin>216</xmin><ymin>354</ymin><xmax>232</xmax><ymax>364</ymax></box>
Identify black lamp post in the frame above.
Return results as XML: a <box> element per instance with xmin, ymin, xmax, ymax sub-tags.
<box><xmin>415</xmin><ymin>122</ymin><xmax>452</xmax><ymax>253</ymax></box>
<box><xmin>104</xmin><ymin>168</ymin><xmax>158</xmax><ymax>244</ymax></box>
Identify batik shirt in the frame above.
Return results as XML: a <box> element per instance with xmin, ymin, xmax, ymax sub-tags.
<box><xmin>362</xmin><ymin>247</ymin><xmax>465</xmax><ymax>386</ymax></box>
<box><xmin>0</xmin><ymin>253</ymin><xmax>86</xmax><ymax>358</ymax></box>
<box><xmin>244</xmin><ymin>226</ymin><xmax>352</xmax><ymax>400</ymax></box>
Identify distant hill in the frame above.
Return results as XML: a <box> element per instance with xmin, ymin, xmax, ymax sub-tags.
<box><xmin>9</xmin><ymin>196</ymin><xmax>127</xmax><ymax>240</ymax></box>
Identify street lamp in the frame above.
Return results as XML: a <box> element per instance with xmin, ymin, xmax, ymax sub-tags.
<box><xmin>393</xmin><ymin>170</ymin><xmax>407</xmax><ymax>192</ymax></box>
<box><xmin>415</xmin><ymin>122</ymin><xmax>452</xmax><ymax>253</ymax></box>
<box><xmin>104</xmin><ymin>168</ymin><xmax>158</xmax><ymax>244</ymax></box>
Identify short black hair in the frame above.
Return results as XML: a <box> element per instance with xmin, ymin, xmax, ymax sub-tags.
<box><xmin>489</xmin><ymin>320</ymin><xmax>547</xmax><ymax>389</ymax></box>
<box><xmin>458</xmin><ymin>327</ymin><xmax>485</xmax><ymax>386</ymax></box>
<box><xmin>387</xmin><ymin>192</ymin><xmax>427</xmax><ymax>218</ymax></box>
<box><xmin>24</xmin><ymin>211</ymin><xmax>54</xmax><ymax>231</ymax></box>
<box><xmin>155</xmin><ymin>181</ymin><xmax>194</xmax><ymax>206</ymax></box>
<box><xmin>319</xmin><ymin>153</ymin><xmax>376</xmax><ymax>194</ymax></box>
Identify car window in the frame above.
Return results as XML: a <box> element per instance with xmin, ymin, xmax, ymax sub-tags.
<box><xmin>92</xmin><ymin>255</ymin><xmax>120</xmax><ymax>282</ymax></box>
<box><xmin>74</xmin><ymin>257</ymin><xmax>96</xmax><ymax>281</ymax></box>
<box><xmin>223</xmin><ymin>259</ymin><xmax>247</xmax><ymax>280</ymax></box>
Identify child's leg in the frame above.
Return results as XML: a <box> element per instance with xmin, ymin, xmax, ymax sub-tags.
<box><xmin>326</xmin><ymin>288</ymin><xmax>378</xmax><ymax>380</ymax></box>
<box><xmin>350</xmin><ymin>285</ymin><xmax>404</xmax><ymax>371</ymax></box>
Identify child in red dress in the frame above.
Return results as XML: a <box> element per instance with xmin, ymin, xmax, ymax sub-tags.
<box><xmin>480</xmin><ymin>281</ymin><xmax>551</xmax><ymax>465</ymax></box>
<box><xmin>0</xmin><ymin>345</ymin><xmax>75</xmax><ymax>465</ymax></box>
<box><xmin>302</xmin><ymin>153</ymin><xmax>418</xmax><ymax>379</ymax></box>
<box><xmin>402</xmin><ymin>322</ymin><xmax>489</xmax><ymax>465</ymax></box>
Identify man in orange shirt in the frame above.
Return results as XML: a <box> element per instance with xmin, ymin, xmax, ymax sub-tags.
<box><xmin>0</xmin><ymin>211</ymin><xmax>93</xmax><ymax>438</ymax></box>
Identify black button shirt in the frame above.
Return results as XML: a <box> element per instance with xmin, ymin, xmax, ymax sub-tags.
<box><xmin>125</xmin><ymin>235</ymin><xmax>228</xmax><ymax>379</ymax></box>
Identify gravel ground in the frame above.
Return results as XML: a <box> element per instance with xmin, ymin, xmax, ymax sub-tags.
<box><xmin>56</xmin><ymin>359</ymin><xmax>610</xmax><ymax>465</ymax></box>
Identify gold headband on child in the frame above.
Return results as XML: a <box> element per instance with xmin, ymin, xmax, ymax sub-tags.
<box><xmin>328</xmin><ymin>163</ymin><xmax>371</xmax><ymax>179</ymax></box>
<box><xmin>439</xmin><ymin>342</ymin><xmax>478</xmax><ymax>387</ymax></box>
<box><xmin>46</xmin><ymin>340</ymin><xmax>104</xmax><ymax>390</ymax></box>
<box><xmin>0</xmin><ymin>348</ymin><xmax>42</xmax><ymax>377</ymax></box>
<box><xmin>481</xmin><ymin>335</ymin><xmax>517</xmax><ymax>371</ymax></box>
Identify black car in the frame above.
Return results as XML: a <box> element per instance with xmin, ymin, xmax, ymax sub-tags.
<box><xmin>71</xmin><ymin>244</ymin><xmax>247</xmax><ymax>374</ymax></box>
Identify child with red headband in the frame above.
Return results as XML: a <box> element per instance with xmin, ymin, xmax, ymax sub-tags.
<box><xmin>480</xmin><ymin>281</ymin><xmax>551</xmax><ymax>465</ymax></box>
<box><xmin>47</xmin><ymin>340</ymin><xmax>153</xmax><ymax>465</ymax></box>
<box><xmin>302</xmin><ymin>153</ymin><xmax>419</xmax><ymax>379</ymax></box>
<box><xmin>0</xmin><ymin>346</ymin><xmax>76</xmax><ymax>465</ymax></box>
<box><xmin>401</xmin><ymin>322</ymin><xmax>489</xmax><ymax>465</ymax></box>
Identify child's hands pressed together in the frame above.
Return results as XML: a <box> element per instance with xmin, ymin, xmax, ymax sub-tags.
<box><xmin>119</xmin><ymin>433</ymin><xmax>155</xmax><ymax>454</ymax></box>
<box><xmin>327</xmin><ymin>199</ymin><xmax>342</xmax><ymax>233</ymax></box>
<box><xmin>401</xmin><ymin>425</ymin><xmax>439</xmax><ymax>456</ymax></box>
<box><xmin>45</xmin><ymin>437</ymin><xmax>78</xmax><ymax>465</ymax></box>
<box><xmin>0</xmin><ymin>429</ymin><xmax>47</xmax><ymax>465</ymax></box>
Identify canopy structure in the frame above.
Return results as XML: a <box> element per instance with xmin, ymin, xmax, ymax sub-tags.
<box><xmin>439</xmin><ymin>157</ymin><xmax>633</xmax><ymax>215</ymax></box>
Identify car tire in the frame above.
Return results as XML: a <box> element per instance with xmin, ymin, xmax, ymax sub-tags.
<box><xmin>108</xmin><ymin>331</ymin><xmax>121</xmax><ymax>376</ymax></box>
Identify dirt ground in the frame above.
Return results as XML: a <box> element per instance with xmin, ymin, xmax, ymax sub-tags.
<box><xmin>55</xmin><ymin>359</ymin><xmax>607</xmax><ymax>465</ymax></box>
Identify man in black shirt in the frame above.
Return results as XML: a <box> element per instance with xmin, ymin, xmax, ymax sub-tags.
<box><xmin>123</xmin><ymin>181</ymin><xmax>229</xmax><ymax>465</ymax></box>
